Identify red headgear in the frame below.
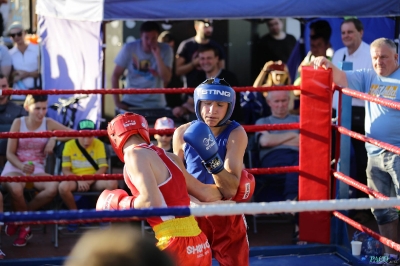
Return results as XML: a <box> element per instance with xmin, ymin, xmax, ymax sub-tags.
<box><xmin>107</xmin><ymin>113</ymin><xmax>150</xmax><ymax>162</ymax></box>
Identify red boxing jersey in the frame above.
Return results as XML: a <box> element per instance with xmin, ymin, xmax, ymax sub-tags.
<box><xmin>124</xmin><ymin>143</ymin><xmax>190</xmax><ymax>227</ymax></box>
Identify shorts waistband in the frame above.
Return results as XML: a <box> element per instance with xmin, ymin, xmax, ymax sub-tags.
<box><xmin>154</xmin><ymin>216</ymin><xmax>201</xmax><ymax>241</ymax></box>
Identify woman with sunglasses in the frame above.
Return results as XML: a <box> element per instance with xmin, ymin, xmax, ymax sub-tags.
<box><xmin>8</xmin><ymin>21</ymin><xmax>40</xmax><ymax>101</ymax></box>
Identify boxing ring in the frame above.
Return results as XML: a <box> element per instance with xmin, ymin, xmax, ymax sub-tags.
<box><xmin>1</xmin><ymin>66</ymin><xmax>400</xmax><ymax>265</ymax></box>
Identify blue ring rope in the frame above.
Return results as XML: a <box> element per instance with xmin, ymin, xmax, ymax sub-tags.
<box><xmin>0</xmin><ymin>207</ymin><xmax>192</xmax><ymax>223</ymax></box>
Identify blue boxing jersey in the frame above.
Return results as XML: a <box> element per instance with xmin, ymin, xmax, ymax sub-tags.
<box><xmin>184</xmin><ymin>120</ymin><xmax>240</xmax><ymax>184</ymax></box>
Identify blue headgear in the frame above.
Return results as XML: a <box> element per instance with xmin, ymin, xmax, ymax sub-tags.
<box><xmin>194</xmin><ymin>78</ymin><xmax>236</xmax><ymax>126</ymax></box>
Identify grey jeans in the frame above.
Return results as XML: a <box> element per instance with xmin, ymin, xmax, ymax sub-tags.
<box><xmin>367</xmin><ymin>151</ymin><xmax>400</xmax><ymax>225</ymax></box>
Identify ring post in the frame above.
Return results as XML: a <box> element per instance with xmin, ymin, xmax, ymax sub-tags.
<box><xmin>299</xmin><ymin>66</ymin><xmax>332</xmax><ymax>244</ymax></box>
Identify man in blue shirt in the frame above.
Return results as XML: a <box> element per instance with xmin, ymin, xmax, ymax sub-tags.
<box><xmin>314</xmin><ymin>38</ymin><xmax>400</xmax><ymax>259</ymax></box>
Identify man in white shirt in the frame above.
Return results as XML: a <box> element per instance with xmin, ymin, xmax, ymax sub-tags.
<box><xmin>332</xmin><ymin>18</ymin><xmax>372</xmax><ymax>110</ymax></box>
<box><xmin>331</xmin><ymin>18</ymin><xmax>372</xmax><ymax>206</ymax></box>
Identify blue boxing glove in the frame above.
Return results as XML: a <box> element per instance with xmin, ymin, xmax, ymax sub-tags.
<box><xmin>183</xmin><ymin>121</ymin><xmax>224</xmax><ymax>174</ymax></box>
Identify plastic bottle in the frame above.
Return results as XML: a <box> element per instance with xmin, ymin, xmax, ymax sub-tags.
<box><xmin>25</xmin><ymin>161</ymin><xmax>34</xmax><ymax>189</ymax></box>
<box><xmin>365</xmin><ymin>237</ymin><xmax>384</xmax><ymax>257</ymax></box>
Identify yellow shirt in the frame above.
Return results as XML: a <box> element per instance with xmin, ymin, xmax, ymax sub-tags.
<box><xmin>62</xmin><ymin>138</ymin><xmax>108</xmax><ymax>175</ymax></box>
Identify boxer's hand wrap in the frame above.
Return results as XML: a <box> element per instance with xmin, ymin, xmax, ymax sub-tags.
<box><xmin>184</xmin><ymin>121</ymin><xmax>224</xmax><ymax>174</ymax></box>
<box><xmin>201</xmin><ymin>155</ymin><xmax>224</xmax><ymax>175</ymax></box>
<box><xmin>96</xmin><ymin>189</ymin><xmax>136</xmax><ymax>211</ymax></box>
<box><xmin>230</xmin><ymin>170</ymin><xmax>255</xmax><ymax>202</ymax></box>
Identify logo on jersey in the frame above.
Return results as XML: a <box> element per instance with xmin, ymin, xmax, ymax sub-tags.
<box><xmin>200</xmin><ymin>89</ymin><xmax>231</xmax><ymax>97</ymax></box>
<box><xmin>186</xmin><ymin>240</ymin><xmax>210</xmax><ymax>255</ymax></box>
<box><xmin>203</xmin><ymin>134</ymin><xmax>216</xmax><ymax>150</ymax></box>
<box><xmin>123</xmin><ymin>120</ymin><xmax>136</xmax><ymax>128</ymax></box>
<box><xmin>368</xmin><ymin>84</ymin><xmax>398</xmax><ymax>99</ymax></box>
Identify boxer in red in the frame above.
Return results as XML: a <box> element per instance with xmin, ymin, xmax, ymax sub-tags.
<box><xmin>96</xmin><ymin>112</ymin><xmax>220</xmax><ymax>265</ymax></box>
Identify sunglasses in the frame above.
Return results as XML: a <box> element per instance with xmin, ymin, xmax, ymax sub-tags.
<box><xmin>160</xmin><ymin>134</ymin><xmax>173</xmax><ymax>137</ymax></box>
<box><xmin>9</xmin><ymin>31</ymin><xmax>23</xmax><ymax>38</ymax></box>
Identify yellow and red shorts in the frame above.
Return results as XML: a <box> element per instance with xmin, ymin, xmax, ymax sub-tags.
<box><xmin>154</xmin><ymin>215</ymin><xmax>211</xmax><ymax>266</ymax></box>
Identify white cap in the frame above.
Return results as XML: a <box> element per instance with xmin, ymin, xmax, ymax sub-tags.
<box><xmin>7</xmin><ymin>21</ymin><xmax>24</xmax><ymax>34</ymax></box>
<box><xmin>154</xmin><ymin>117</ymin><xmax>174</xmax><ymax>129</ymax></box>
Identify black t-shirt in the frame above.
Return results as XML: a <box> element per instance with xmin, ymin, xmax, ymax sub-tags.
<box><xmin>192</xmin><ymin>69</ymin><xmax>243</xmax><ymax>123</ymax></box>
<box><xmin>0</xmin><ymin>100</ymin><xmax>25</xmax><ymax>156</ymax></box>
<box><xmin>254</xmin><ymin>34</ymin><xmax>297</xmax><ymax>75</ymax></box>
<box><xmin>0</xmin><ymin>101</ymin><xmax>27</xmax><ymax>126</ymax></box>
<box><xmin>165</xmin><ymin>63</ymin><xmax>185</xmax><ymax>108</ymax></box>
<box><xmin>176</xmin><ymin>37</ymin><xmax>226</xmax><ymax>88</ymax></box>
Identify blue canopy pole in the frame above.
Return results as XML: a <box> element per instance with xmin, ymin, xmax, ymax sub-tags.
<box><xmin>331</xmin><ymin>61</ymin><xmax>353</xmax><ymax>248</ymax></box>
<box><xmin>337</xmin><ymin>62</ymin><xmax>353</xmax><ymax>205</ymax></box>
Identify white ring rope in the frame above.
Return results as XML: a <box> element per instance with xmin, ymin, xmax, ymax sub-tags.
<box><xmin>189</xmin><ymin>197</ymin><xmax>400</xmax><ymax>217</ymax></box>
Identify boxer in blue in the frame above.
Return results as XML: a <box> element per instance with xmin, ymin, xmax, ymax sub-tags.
<box><xmin>173</xmin><ymin>78</ymin><xmax>254</xmax><ymax>266</ymax></box>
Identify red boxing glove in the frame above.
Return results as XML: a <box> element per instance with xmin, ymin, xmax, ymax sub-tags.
<box><xmin>230</xmin><ymin>170</ymin><xmax>255</xmax><ymax>202</ymax></box>
<box><xmin>96</xmin><ymin>189</ymin><xmax>135</xmax><ymax>211</ymax></box>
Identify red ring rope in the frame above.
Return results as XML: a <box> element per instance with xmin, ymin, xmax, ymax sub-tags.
<box><xmin>0</xmin><ymin>174</ymin><xmax>122</xmax><ymax>182</ymax></box>
<box><xmin>0</xmin><ymin>124</ymin><xmax>299</xmax><ymax>139</ymax></box>
<box><xmin>334</xmin><ymin>211</ymin><xmax>400</xmax><ymax>253</ymax></box>
<box><xmin>0</xmin><ymin>166</ymin><xmax>298</xmax><ymax>182</ymax></box>
<box><xmin>333</xmin><ymin>171</ymin><xmax>400</xmax><ymax>210</ymax></box>
<box><xmin>339</xmin><ymin>87</ymin><xmax>400</xmax><ymax>111</ymax></box>
<box><xmin>0</xmin><ymin>85</ymin><xmax>300</xmax><ymax>95</ymax></box>
<box><xmin>334</xmin><ymin>125</ymin><xmax>400</xmax><ymax>155</ymax></box>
